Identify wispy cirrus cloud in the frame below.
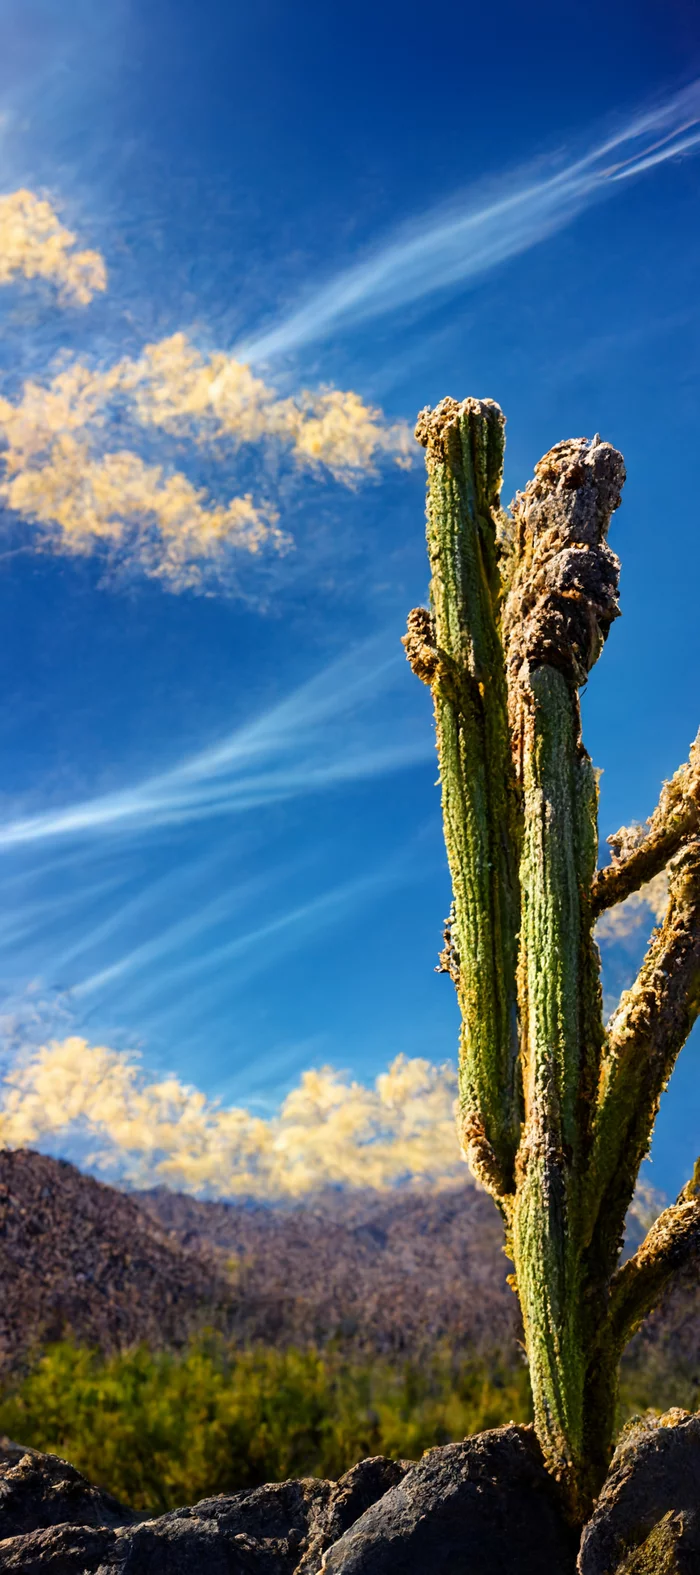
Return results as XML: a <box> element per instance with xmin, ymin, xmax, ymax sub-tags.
<box><xmin>0</xmin><ymin>636</ymin><xmax>432</xmax><ymax>850</ymax></box>
<box><xmin>0</xmin><ymin>1037</ymin><xmax>463</xmax><ymax>1197</ymax></box>
<box><xmin>237</xmin><ymin>79</ymin><xmax>700</xmax><ymax>363</ymax></box>
<box><xmin>71</xmin><ymin>844</ymin><xmax>428</xmax><ymax>1014</ymax></box>
<box><xmin>0</xmin><ymin>188</ymin><xmax>106</xmax><ymax>305</ymax></box>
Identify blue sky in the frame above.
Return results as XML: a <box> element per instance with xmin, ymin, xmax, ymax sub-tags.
<box><xmin>0</xmin><ymin>0</ymin><xmax>699</xmax><ymax>1199</ymax></box>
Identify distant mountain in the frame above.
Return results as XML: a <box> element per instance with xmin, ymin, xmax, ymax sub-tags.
<box><xmin>0</xmin><ymin>1150</ymin><xmax>518</xmax><ymax>1368</ymax></box>
<box><xmin>0</xmin><ymin>1149</ymin><xmax>696</xmax><ymax>1384</ymax></box>
<box><xmin>134</xmin><ymin>1182</ymin><xmax>519</xmax><ymax>1356</ymax></box>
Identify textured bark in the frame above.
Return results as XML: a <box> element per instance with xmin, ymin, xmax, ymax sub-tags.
<box><xmin>405</xmin><ymin>397</ymin><xmax>700</xmax><ymax>1522</ymax></box>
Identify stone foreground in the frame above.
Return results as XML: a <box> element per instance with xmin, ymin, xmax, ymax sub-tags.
<box><xmin>1</xmin><ymin>1414</ymin><xmax>698</xmax><ymax>1573</ymax></box>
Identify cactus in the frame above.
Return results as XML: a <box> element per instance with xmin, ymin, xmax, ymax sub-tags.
<box><xmin>404</xmin><ymin>397</ymin><xmax>700</xmax><ymax>1522</ymax></box>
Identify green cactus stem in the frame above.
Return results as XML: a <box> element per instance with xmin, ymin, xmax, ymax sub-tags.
<box><xmin>404</xmin><ymin>397</ymin><xmax>700</xmax><ymax>1522</ymax></box>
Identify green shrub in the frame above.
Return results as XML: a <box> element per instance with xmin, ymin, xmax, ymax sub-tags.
<box><xmin>618</xmin><ymin>1351</ymin><xmax>700</xmax><ymax>1425</ymax></box>
<box><xmin>0</xmin><ymin>1339</ymin><xmax>531</xmax><ymax>1514</ymax></box>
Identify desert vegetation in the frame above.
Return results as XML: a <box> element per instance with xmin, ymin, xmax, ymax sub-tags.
<box><xmin>1</xmin><ymin>1331</ymin><xmax>698</xmax><ymax>1518</ymax></box>
<box><xmin>0</xmin><ymin>1340</ymin><xmax>530</xmax><ymax>1513</ymax></box>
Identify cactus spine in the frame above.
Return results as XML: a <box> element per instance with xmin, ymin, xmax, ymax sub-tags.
<box><xmin>404</xmin><ymin>397</ymin><xmax>700</xmax><ymax>1521</ymax></box>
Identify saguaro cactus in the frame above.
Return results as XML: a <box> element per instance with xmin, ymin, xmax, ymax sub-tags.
<box><xmin>404</xmin><ymin>397</ymin><xmax>700</xmax><ymax>1521</ymax></box>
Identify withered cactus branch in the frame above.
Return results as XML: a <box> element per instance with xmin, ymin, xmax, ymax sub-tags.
<box><xmin>591</xmin><ymin>728</ymin><xmax>700</xmax><ymax>917</ymax></box>
<box><xmin>608</xmin><ymin>1159</ymin><xmax>700</xmax><ymax>1351</ymax></box>
<box><xmin>404</xmin><ymin>395</ymin><xmax>700</xmax><ymax>1523</ymax></box>
<box><xmin>588</xmin><ymin>837</ymin><xmax>700</xmax><ymax>1271</ymax></box>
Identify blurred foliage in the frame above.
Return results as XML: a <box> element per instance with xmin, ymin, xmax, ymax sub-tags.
<box><xmin>619</xmin><ymin>1348</ymin><xmax>700</xmax><ymax>1426</ymax></box>
<box><xmin>1</xmin><ymin>1335</ymin><xmax>692</xmax><ymax>1516</ymax></box>
<box><xmin>0</xmin><ymin>1339</ymin><xmax>532</xmax><ymax>1514</ymax></box>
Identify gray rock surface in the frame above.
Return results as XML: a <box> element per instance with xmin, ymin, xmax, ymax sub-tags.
<box><xmin>6</xmin><ymin>1416</ymin><xmax>700</xmax><ymax>1575</ymax></box>
<box><xmin>578</xmin><ymin>1410</ymin><xmax>700</xmax><ymax>1574</ymax></box>
<box><xmin>320</xmin><ymin>1424</ymin><xmax>577</xmax><ymax>1574</ymax></box>
<box><xmin>0</xmin><ymin>1450</ymin><xmax>406</xmax><ymax>1573</ymax></box>
<box><xmin>0</xmin><ymin>1436</ymin><xmax>135</xmax><ymax>1538</ymax></box>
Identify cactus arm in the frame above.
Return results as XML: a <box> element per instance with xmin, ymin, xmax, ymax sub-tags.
<box><xmin>586</xmin><ymin>838</ymin><xmax>700</xmax><ymax>1274</ymax></box>
<box><xmin>607</xmin><ymin>1159</ymin><xmax>700</xmax><ymax>1351</ymax></box>
<box><xmin>500</xmin><ymin>435</ymin><xmax>624</xmax><ymax>1514</ymax></box>
<box><xmin>404</xmin><ymin>396</ymin><xmax>521</xmax><ymax>1200</ymax></box>
<box><xmin>581</xmin><ymin>1157</ymin><xmax>700</xmax><ymax>1507</ymax></box>
<box><xmin>509</xmin><ymin>664</ymin><xmax>595</xmax><ymax>1502</ymax></box>
<box><xmin>591</xmin><ymin>728</ymin><xmax>700</xmax><ymax>918</ymax></box>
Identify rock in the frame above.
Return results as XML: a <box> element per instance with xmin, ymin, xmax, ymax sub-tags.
<box><xmin>577</xmin><ymin>1410</ymin><xmax>700</xmax><ymax>1574</ymax></box>
<box><xmin>0</xmin><ymin>1523</ymin><xmax>119</xmax><ymax>1575</ymax></box>
<box><xmin>320</xmin><ymin>1424</ymin><xmax>577</xmax><ymax>1574</ymax></box>
<box><xmin>0</xmin><ymin>1451</ymin><xmax>406</xmax><ymax>1573</ymax></box>
<box><xmin>0</xmin><ymin>1436</ymin><xmax>135</xmax><ymax>1538</ymax></box>
<box><xmin>15</xmin><ymin>1416</ymin><xmax>700</xmax><ymax>1575</ymax></box>
<box><xmin>616</xmin><ymin>1511</ymin><xmax>700</xmax><ymax>1573</ymax></box>
<box><xmin>295</xmin><ymin>1456</ymin><xmax>410</xmax><ymax>1574</ymax></box>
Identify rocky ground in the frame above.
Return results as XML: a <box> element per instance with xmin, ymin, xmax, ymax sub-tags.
<box><xmin>1</xmin><ymin>1412</ymin><xmax>699</xmax><ymax>1572</ymax></box>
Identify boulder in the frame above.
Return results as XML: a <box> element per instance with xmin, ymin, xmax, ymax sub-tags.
<box><xmin>9</xmin><ymin>1415</ymin><xmax>700</xmax><ymax>1575</ymax></box>
<box><xmin>0</xmin><ymin>1450</ymin><xmax>407</xmax><ymax>1573</ymax></box>
<box><xmin>577</xmin><ymin>1410</ymin><xmax>700</xmax><ymax>1574</ymax></box>
<box><xmin>0</xmin><ymin>1436</ymin><xmax>135</xmax><ymax>1538</ymax></box>
<box><xmin>320</xmin><ymin>1424</ymin><xmax>577</xmax><ymax>1574</ymax></box>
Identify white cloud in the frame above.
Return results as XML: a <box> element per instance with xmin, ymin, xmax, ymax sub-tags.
<box><xmin>122</xmin><ymin>333</ymin><xmax>413</xmax><ymax>480</ymax></box>
<box><xmin>0</xmin><ymin>331</ymin><xmax>412</xmax><ymax>586</ymax></box>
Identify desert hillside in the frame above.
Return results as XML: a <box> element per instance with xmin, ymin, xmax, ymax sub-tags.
<box><xmin>0</xmin><ymin>1149</ymin><xmax>235</xmax><ymax>1369</ymax></box>
<box><xmin>0</xmin><ymin>1147</ymin><xmax>696</xmax><ymax>1381</ymax></box>
<box><xmin>135</xmin><ymin>1180</ymin><xmax>518</xmax><ymax>1354</ymax></box>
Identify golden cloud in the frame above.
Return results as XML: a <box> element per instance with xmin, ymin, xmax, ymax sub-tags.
<box><xmin>595</xmin><ymin>869</ymin><xmax>669</xmax><ymax>944</ymax></box>
<box><xmin>113</xmin><ymin>332</ymin><xmax>414</xmax><ymax>480</ymax></box>
<box><xmin>0</xmin><ymin>1037</ymin><xmax>464</xmax><ymax>1198</ymax></box>
<box><xmin>0</xmin><ymin>189</ymin><xmax>107</xmax><ymax>305</ymax></box>
<box><xmin>0</xmin><ymin>370</ymin><xmax>285</xmax><ymax>589</ymax></box>
<box><xmin>0</xmin><ymin>335</ymin><xmax>412</xmax><ymax>584</ymax></box>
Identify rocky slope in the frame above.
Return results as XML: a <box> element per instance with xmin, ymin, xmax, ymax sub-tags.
<box><xmin>0</xmin><ymin>1149</ymin><xmax>236</xmax><ymax>1369</ymax></box>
